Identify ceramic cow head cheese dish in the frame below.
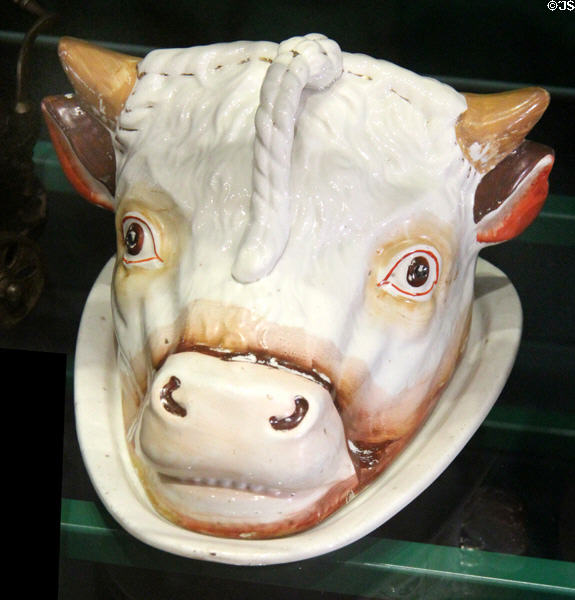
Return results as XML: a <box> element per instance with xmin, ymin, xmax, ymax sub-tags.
<box><xmin>43</xmin><ymin>34</ymin><xmax>553</xmax><ymax>539</ymax></box>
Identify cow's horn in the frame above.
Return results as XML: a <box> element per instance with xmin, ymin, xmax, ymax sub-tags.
<box><xmin>58</xmin><ymin>37</ymin><xmax>140</xmax><ymax>128</ymax></box>
<box><xmin>456</xmin><ymin>87</ymin><xmax>549</xmax><ymax>174</ymax></box>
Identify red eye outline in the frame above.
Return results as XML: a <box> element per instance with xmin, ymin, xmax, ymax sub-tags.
<box><xmin>377</xmin><ymin>249</ymin><xmax>439</xmax><ymax>298</ymax></box>
<box><xmin>121</xmin><ymin>215</ymin><xmax>164</xmax><ymax>265</ymax></box>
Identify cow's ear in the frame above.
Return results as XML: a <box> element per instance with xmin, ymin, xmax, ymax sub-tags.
<box><xmin>456</xmin><ymin>86</ymin><xmax>554</xmax><ymax>244</ymax></box>
<box><xmin>42</xmin><ymin>94</ymin><xmax>116</xmax><ymax>211</ymax></box>
<box><xmin>473</xmin><ymin>141</ymin><xmax>554</xmax><ymax>244</ymax></box>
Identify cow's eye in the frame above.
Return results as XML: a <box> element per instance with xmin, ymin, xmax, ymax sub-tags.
<box><xmin>377</xmin><ymin>248</ymin><xmax>440</xmax><ymax>299</ymax></box>
<box><xmin>121</xmin><ymin>215</ymin><xmax>163</xmax><ymax>266</ymax></box>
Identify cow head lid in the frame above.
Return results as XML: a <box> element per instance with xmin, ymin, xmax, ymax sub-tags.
<box><xmin>42</xmin><ymin>34</ymin><xmax>554</xmax><ymax>541</ymax></box>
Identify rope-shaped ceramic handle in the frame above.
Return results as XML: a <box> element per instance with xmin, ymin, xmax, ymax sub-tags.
<box><xmin>232</xmin><ymin>34</ymin><xmax>343</xmax><ymax>283</ymax></box>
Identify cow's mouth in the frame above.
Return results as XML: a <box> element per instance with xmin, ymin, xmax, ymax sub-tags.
<box><xmin>135</xmin><ymin>457</ymin><xmax>358</xmax><ymax>539</ymax></box>
<box><xmin>158</xmin><ymin>472</ymin><xmax>298</xmax><ymax>499</ymax></box>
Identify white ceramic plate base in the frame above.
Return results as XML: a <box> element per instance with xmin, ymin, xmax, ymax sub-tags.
<box><xmin>74</xmin><ymin>256</ymin><xmax>521</xmax><ymax>566</ymax></box>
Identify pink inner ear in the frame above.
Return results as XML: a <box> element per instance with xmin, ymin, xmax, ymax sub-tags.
<box><xmin>41</xmin><ymin>95</ymin><xmax>116</xmax><ymax>211</ymax></box>
<box><xmin>474</xmin><ymin>141</ymin><xmax>554</xmax><ymax>244</ymax></box>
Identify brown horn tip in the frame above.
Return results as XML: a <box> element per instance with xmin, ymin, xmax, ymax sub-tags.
<box><xmin>58</xmin><ymin>36</ymin><xmax>141</xmax><ymax>128</ymax></box>
<box><xmin>456</xmin><ymin>87</ymin><xmax>550</xmax><ymax>174</ymax></box>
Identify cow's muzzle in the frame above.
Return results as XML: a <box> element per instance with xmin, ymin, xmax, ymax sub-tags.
<box><xmin>136</xmin><ymin>350</ymin><xmax>355</xmax><ymax>494</ymax></box>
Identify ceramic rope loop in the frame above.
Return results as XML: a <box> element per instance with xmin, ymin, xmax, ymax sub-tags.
<box><xmin>232</xmin><ymin>34</ymin><xmax>343</xmax><ymax>283</ymax></box>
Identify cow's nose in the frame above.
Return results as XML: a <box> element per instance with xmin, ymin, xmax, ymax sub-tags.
<box><xmin>269</xmin><ymin>395</ymin><xmax>309</xmax><ymax>430</ymax></box>
<box><xmin>146</xmin><ymin>350</ymin><xmax>336</xmax><ymax>443</ymax></box>
<box><xmin>158</xmin><ymin>373</ymin><xmax>312</xmax><ymax>429</ymax></box>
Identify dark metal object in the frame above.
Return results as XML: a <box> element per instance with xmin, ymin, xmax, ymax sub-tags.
<box><xmin>0</xmin><ymin>233</ymin><xmax>45</xmax><ymax>328</ymax></box>
<box><xmin>0</xmin><ymin>1</ymin><xmax>57</xmax><ymax>327</ymax></box>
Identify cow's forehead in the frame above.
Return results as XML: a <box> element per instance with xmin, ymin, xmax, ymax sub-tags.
<box><xmin>115</xmin><ymin>40</ymin><xmax>472</xmax><ymax>241</ymax></box>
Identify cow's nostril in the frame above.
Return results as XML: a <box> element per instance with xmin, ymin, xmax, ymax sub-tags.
<box><xmin>269</xmin><ymin>396</ymin><xmax>309</xmax><ymax>430</ymax></box>
<box><xmin>160</xmin><ymin>376</ymin><xmax>187</xmax><ymax>417</ymax></box>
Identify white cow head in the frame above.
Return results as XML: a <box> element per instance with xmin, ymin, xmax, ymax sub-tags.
<box><xmin>43</xmin><ymin>34</ymin><xmax>553</xmax><ymax>538</ymax></box>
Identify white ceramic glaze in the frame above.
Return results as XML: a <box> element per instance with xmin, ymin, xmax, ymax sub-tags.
<box><xmin>75</xmin><ymin>256</ymin><xmax>521</xmax><ymax>565</ymax></box>
<box><xmin>108</xmin><ymin>36</ymin><xmax>485</xmax><ymax>537</ymax></box>
<box><xmin>45</xmin><ymin>33</ymin><xmax>553</xmax><ymax>542</ymax></box>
